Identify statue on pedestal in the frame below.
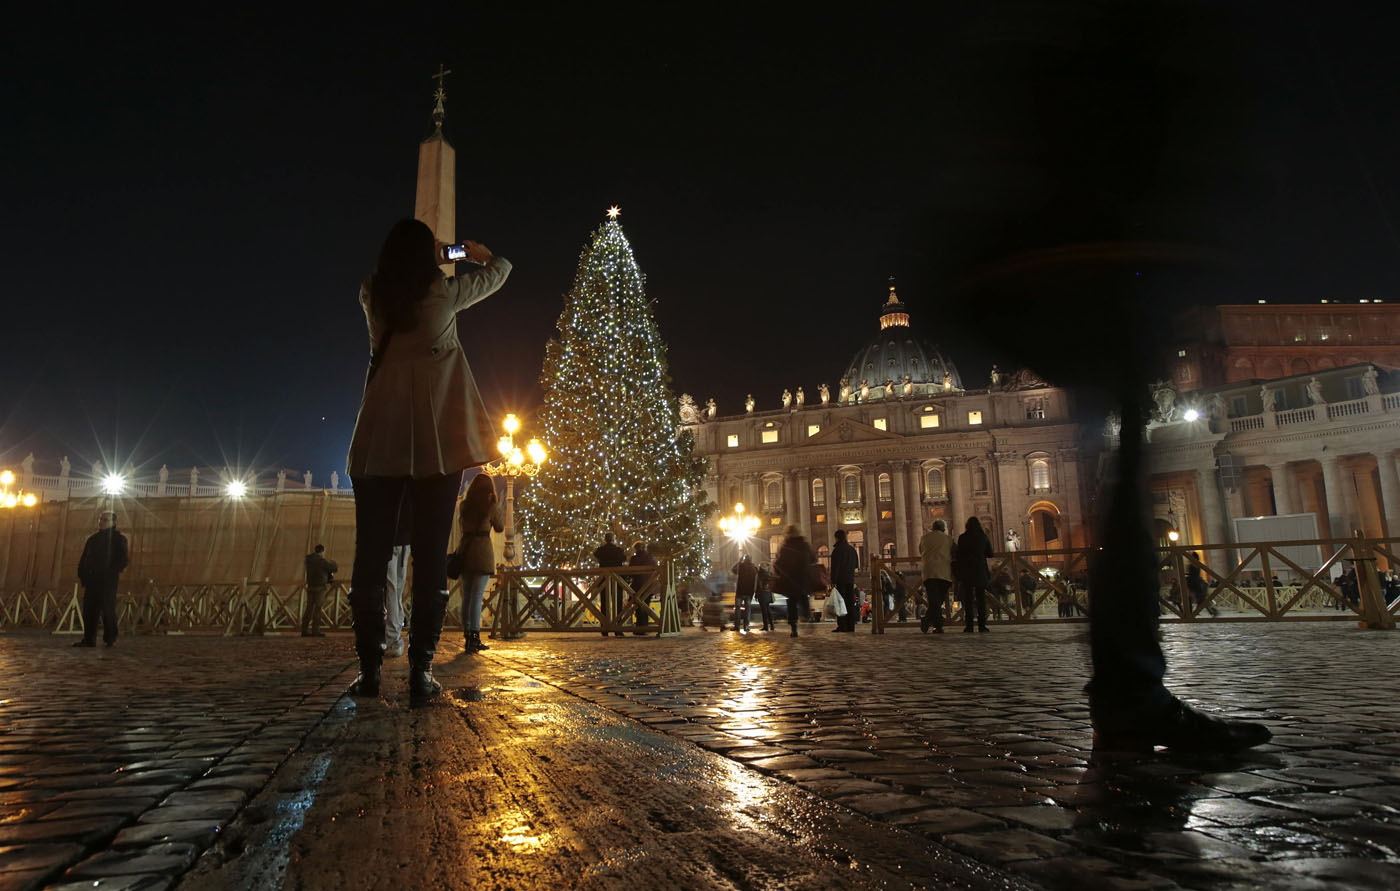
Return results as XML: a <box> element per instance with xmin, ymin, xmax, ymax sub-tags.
<box><xmin>819</xmin><ymin>383</ymin><xmax>830</xmax><ymax>406</ymax></box>
<box><xmin>190</xmin><ymin>467</ymin><xmax>200</xmax><ymax>491</ymax></box>
<box><xmin>158</xmin><ymin>464</ymin><xmax>169</xmax><ymax>484</ymax></box>
<box><xmin>990</xmin><ymin>365</ymin><xmax>1002</xmax><ymax>388</ymax></box>
<box><xmin>304</xmin><ymin>470</ymin><xmax>313</xmax><ymax>489</ymax></box>
<box><xmin>838</xmin><ymin>378</ymin><xmax>851</xmax><ymax>404</ymax></box>
<box><xmin>1151</xmin><ymin>381</ymin><xmax>1177</xmax><ymax>422</ymax></box>
<box><xmin>330</xmin><ymin>471</ymin><xmax>340</xmax><ymax>492</ymax></box>
<box><xmin>276</xmin><ymin>469</ymin><xmax>286</xmax><ymax>491</ymax></box>
<box><xmin>943</xmin><ymin>370</ymin><xmax>953</xmax><ymax>392</ymax></box>
<box><xmin>745</xmin><ymin>394</ymin><xmax>755</xmax><ymax>413</ymax></box>
<box><xmin>795</xmin><ymin>387</ymin><xmax>805</xmax><ymax>408</ymax></box>
<box><xmin>1260</xmin><ymin>386</ymin><xmax>1277</xmax><ymax>413</ymax></box>
<box><xmin>781</xmin><ymin>388</ymin><xmax>792</xmax><ymax>410</ymax></box>
<box><xmin>705</xmin><ymin>398</ymin><xmax>717</xmax><ymax>420</ymax></box>
<box><xmin>902</xmin><ymin>375</ymin><xmax>914</xmax><ymax>397</ymax></box>
<box><xmin>1306</xmin><ymin>377</ymin><xmax>1325</xmax><ymax>405</ymax></box>
<box><xmin>883</xmin><ymin>378</ymin><xmax>895</xmax><ymax>398</ymax></box>
<box><xmin>59</xmin><ymin>456</ymin><xmax>71</xmax><ymax>479</ymax></box>
<box><xmin>859</xmin><ymin>379</ymin><xmax>870</xmax><ymax>403</ymax></box>
<box><xmin>1363</xmin><ymin>366</ymin><xmax>1380</xmax><ymax>396</ymax></box>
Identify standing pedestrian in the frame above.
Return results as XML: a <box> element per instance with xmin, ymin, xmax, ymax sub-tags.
<box><xmin>628</xmin><ymin>540</ymin><xmax>659</xmax><ymax>634</ymax></box>
<box><xmin>774</xmin><ymin>525</ymin><xmax>816</xmax><ymax>637</ymax></box>
<box><xmin>344</xmin><ymin>219</ymin><xmax>511</xmax><ymax>705</ymax></box>
<box><xmin>731</xmin><ymin>553</ymin><xmax>758</xmax><ymax>632</ymax></box>
<box><xmin>829</xmin><ymin>529</ymin><xmax>858</xmax><ymax>632</ymax></box>
<box><xmin>383</xmin><ymin>500</ymin><xmax>412</xmax><ymax>657</ymax></box>
<box><xmin>955</xmin><ymin>516</ymin><xmax>993</xmax><ymax>633</ymax></box>
<box><xmin>594</xmin><ymin>532</ymin><xmax>628</xmax><ymax>638</ymax></box>
<box><xmin>456</xmin><ymin>473</ymin><xmax>504</xmax><ymax>653</ymax></box>
<box><xmin>302</xmin><ymin>544</ymin><xmax>338</xmax><ymax>638</ymax></box>
<box><xmin>918</xmin><ymin>519</ymin><xmax>953</xmax><ymax>633</ymax></box>
<box><xmin>75</xmin><ymin>511</ymin><xmax>128</xmax><ymax>648</ymax></box>
<box><xmin>1019</xmin><ymin>569</ymin><xmax>1038</xmax><ymax>614</ymax></box>
<box><xmin>755</xmin><ymin>563</ymin><xmax>775</xmax><ymax>631</ymax></box>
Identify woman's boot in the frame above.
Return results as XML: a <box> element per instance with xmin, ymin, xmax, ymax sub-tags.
<box><xmin>408</xmin><ymin>588</ymin><xmax>450</xmax><ymax>706</ymax></box>
<box><xmin>471</xmin><ymin>630</ymin><xmax>489</xmax><ymax>652</ymax></box>
<box><xmin>348</xmin><ymin>584</ymin><xmax>386</xmax><ymax>696</ymax></box>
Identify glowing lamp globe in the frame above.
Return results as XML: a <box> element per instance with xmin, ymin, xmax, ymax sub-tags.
<box><xmin>503</xmin><ymin>413</ymin><xmax>520</xmax><ymax>435</ymax></box>
<box><xmin>2</xmin><ymin>494</ymin><xmax>15</xmax><ymax>508</ymax></box>
<box><xmin>22</xmin><ymin>493</ymin><xmax>37</xmax><ymax>507</ymax></box>
<box><xmin>1183</xmin><ymin>408</ymin><xmax>1200</xmax><ymax>422</ymax></box>
<box><xmin>102</xmin><ymin>474</ymin><xmax>126</xmax><ymax>495</ymax></box>
<box><xmin>526</xmin><ymin>439</ymin><xmax>546</xmax><ymax>465</ymax></box>
<box><xmin>1167</xmin><ymin>529</ymin><xmax>1180</xmax><ymax>543</ymax></box>
<box><xmin>0</xmin><ymin>470</ymin><xmax>13</xmax><ymax>486</ymax></box>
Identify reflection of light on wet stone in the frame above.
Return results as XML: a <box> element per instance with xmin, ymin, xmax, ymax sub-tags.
<box><xmin>492</xmin><ymin>809</ymin><xmax>552</xmax><ymax>852</ymax></box>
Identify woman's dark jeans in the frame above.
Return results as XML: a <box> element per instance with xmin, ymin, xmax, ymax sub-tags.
<box><xmin>350</xmin><ymin>472</ymin><xmax>462</xmax><ymax>668</ymax></box>
<box><xmin>959</xmin><ymin>581</ymin><xmax>987</xmax><ymax>628</ymax></box>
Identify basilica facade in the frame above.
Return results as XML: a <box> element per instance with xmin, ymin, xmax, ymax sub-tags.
<box><xmin>683</xmin><ymin>282</ymin><xmax>1093</xmax><ymax>570</ymax></box>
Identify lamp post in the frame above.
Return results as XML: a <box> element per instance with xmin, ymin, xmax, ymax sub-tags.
<box><xmin>718</xmin><ymin>502</ymin><xmax>761</xmax><ymax>550</ymax></box>
<box><xmin>480</xmin><ymin>413</ymin><xmax>547</xmax><ymax>565</ymax></box>
<box><xmin>0</xmin><ymin>470</ymin><xmax>39</xmax><ymax>509</ymax></box>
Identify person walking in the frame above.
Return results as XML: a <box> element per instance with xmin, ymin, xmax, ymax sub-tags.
<box><xmin>344</xmin><ymin>219</ymin><xmax>511</xmax><ymax>705</ymax></box>
<box><xmin>594</xmin><ymin>532</ymin><xmax>628</xmax><ymax>638</ymax></box>
<box><xmin>755</xmin><ymin>563</ymin><xmax>775</xmax><ymax>631</ymax></box>
<box><xmin>1185</xmin><ymin>552</ymin><xmax>1218</xmax><ymax>618</ymax></box>
<box><xmin>456</xmin><ymin>473</ymin><xmax>504</xmax><ymax>653</ymax></box>
<box><xmin>302</xmin><ymin>544</ymin><xmax>338</xmax><ymax>638</ymax></box>
<box><xmin>918</xmin><ymin>519</ymin><xmax>953</xmax><ymax>633</ymax></box>
<box><xmin>829</xmin><ymin>529</ymin><xmax>858</xmax><ymax>632</ymax></box>
<box><xmin>383</xmin><ymin>500</ymin><xmax>412</xmax><ymax>657</ymax></box>
<box><xmin>731</xmin><ymin>553</ymin><xmax>758</xmax><ymax>633</ymax></box>
<box><xmin>628</xmin><ymin>540</ymin><xmax>659</xmax><ymax>634</ymax></box>
<box><xmin>955</xmin><ymin>516</ymin><xmax>993</xmax><ymax>633</ymax></box>
<box><xmin>75</xmin><ymin>511</ymin><xmax>129</xmax><ymax>648</ymax></box>
<box><xmin>774</xmin><ymin>525</ymin><xmax>817</xmax><ymax>637</ymax></box>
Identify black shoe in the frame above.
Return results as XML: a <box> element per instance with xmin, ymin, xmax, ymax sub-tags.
<box><xmin>963</xmin><ymin>626</ymin><xmax>974</xmax><ymax>632</ymax></box>
<box><xmin>614</xmin><ymin>632</ymin><xmax>625</xmax><ymax>638</ymax></box>
<box><xmin>1093</xmin><ymin>696</ymin><xmax>1272</xmax><ymax>754</ymax></box>
<box><xmin>73</xmin><ymin>640</ymin><xmax>95</xmax><ymax>648</ymax></box>
<box><xmin>601</xmin><ymin>630</ymin><xmax>609</xmax><ymax>638</ymax></box>
<box><xmin>978</xmin><ymin>625</ymin><xmax>989</xmax><ymax>633</ymax></box>
<box><xmin>348</xmin><ymin>666</ymin><xmax>381</xmax><ymax>697</ymax></box>
<box><xmin>468</xmin><ymin>631</ymin><xmax>489</xmax><ymax>652</ymax></box>
<box><xmin>789</xmin><ymin>626</ymin><xmax>798</xmax><ymax>637</ymax></box>
<box><xmin>409</xmin><ymin>669</ymin><xmax>443</xmax><ymax>707</ymax></box>
<box><xmin>104</xmin><ymin>641</ymin><xmax>115</xmax><ymax>648</ymax></box>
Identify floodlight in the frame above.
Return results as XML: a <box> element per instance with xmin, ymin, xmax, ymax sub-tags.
<box><xmin>226</xmin><ymin>481</ymin><xmax>247</xmax><ymax>498</ymax></box>
<box><xmin>102</xmin><ymin>474</ymin><xmax>127</xmax><ymax>495</ymax></box>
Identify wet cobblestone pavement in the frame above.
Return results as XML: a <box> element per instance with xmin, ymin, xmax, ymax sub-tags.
<box><xmin>0</xmin><ymin>634</ymin><xmax>353</xmax><ymax>890</ymax></box>
<box><xmin>488</xmin><ymin>621</ymin><xmax>1400</xmax><ymax>890</ymax></box>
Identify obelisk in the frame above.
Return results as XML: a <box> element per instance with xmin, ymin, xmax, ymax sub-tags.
<box><xmin>415</xmin><ymin>65</ymin><xmax>455</xmax><ymax>273</ymax></box>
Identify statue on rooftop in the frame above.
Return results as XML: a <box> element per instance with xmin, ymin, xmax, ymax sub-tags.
<box><xmin>795</xmin><ymin>387</ymin><xmax>805</xmax><ymax>408</ymax></box>
<box><xmin>1260</xmin><ymin>386</ymin><xmax>1277</xmax><ymax>413</ymax></box>
<box><xmin>705</xmin><ymin>398</ymin><xmax>717</xmax><ymax>420</ymax></box>
<box><xmin>1306</xmin><ymin>377</ymin><xmax>1325</xmax><ymax>405</ymax></box>
<box><xmin>1362</xmin><ymin>366</ymin><xmax>1380</xmax><ymax>396</ymax></box>
<box><xmin>819</xmin><ymin>383</ymin><xmax>830</xmax><ymax>406</ymax></box>
<box><xmin>838</xmin><ymin>378</ymin><xmax>851</xmax><ymax>404</ymax></box>
<box><xmin>781</xmin><ymin>388</ymin><xmax>792</xmax><ymax>410</ymax></box>
<box><xmin>745</xmin><ymin>394</ymin><xmax>755</xmax><ymax>413</ymax></box>
<box><xmin>859</xmin><ymin>379</ymin><xmax>870</xmax><ymax>402</ymax></box>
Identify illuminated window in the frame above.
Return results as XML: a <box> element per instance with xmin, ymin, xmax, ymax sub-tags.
<box><xmin>968</xmin><ymin>410</ymin><xmax>983</xmax><ymax>425</ymax></box>
<box><xmin>1024</xmin><ymin>399</ymin><xmax>1045</xmax><ymax>420</ymax></box>
<box><xmin>811</xmin><ymin>478</ymin><xmax>825</xmax><ymax>505</ymax></box>
<box><xmin>843</xmin><ymin>475</ymin><xmax>860</xmax><ymax>502</ymax></box>
<box><xmin>880</xmin><ymin>510</ymin><xmax>893</xmax><ymax>519</ymax></box>
<box><xmin>878</xmin><ymin>473</ymin><xmax>892</xmax><ymax>501</ymax></box>
<box><xmin>919</xmin><ymin>413</ymin><xmax>940</xmax><ymax>429</ymax></box>
<box><xmin>815</xmin><ymin>513</ymin><xmax>826</xmax><ymax>523</ymax></box>
<box><xmin>973</xmin><ymin>467</ymin><xmax>988</xmax><ymax>492</ymax></box>
<box><xmin>764</xmin><ymin>480</ymin><xmax>782</xmax><ymax>508</ymax></box>
<box><xmin>761</xmin><ymin>429</ymin><xmax>779</xmax><ymax>444</ymax></box>
<box><xmin>726</xmin><ymin>434</ymin><xmax>739</xmax><ymax>448</ymax></box>
<box><xmin>872</xmin><ymin>418</ymin><xmax>887</xmax><ymax>431</ymax></box>
<box><xmin>926</xmin><ymin>468</ymin><xmax>945</xmax><ymax>497</ymax></box>
<box><xmin>770</xmin><ymin>516</ymin><xmax>782</xmax><ymax>525</ymax></box>
<box><xmin>807</xmin><ymin>424</ymin><xmax>821</xmax><ymax>437</ymax></box>
<box><xmin>1177</xmin><ymin>349</ymin><xmax>1187</xmax><ymax>358</ymax></box>
<box><xmin>1030</xmin><ymin>459</ymin><xmax>1050</xmax><ymax>492</ymax></box>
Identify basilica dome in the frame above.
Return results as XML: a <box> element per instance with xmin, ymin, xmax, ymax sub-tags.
<box><xmin>841</xmin><ymin>279</ymin><xmax>963</xmax><ymax>393</ymax></box>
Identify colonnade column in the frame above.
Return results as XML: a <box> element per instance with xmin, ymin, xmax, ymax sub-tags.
<box><xmin>892</xmin><ymin>463</ymin><xmax>910</xmax><ymax>557</ymax></box>
<box><xmin>1320</xmin><ymin>455</ymin><xmax>1352</xmax><ymax>538</ymax></box>
<box><xmin>905</xmin><ymin>461</ymin><xmax>924</xmax><ymax>548</ymax></box>
<box><xmin>743</xmin><ymin>474</ymin><xmax>760</xmax><ymax>513</ymax></box>
<box><xmin>1373</xmin><ymin>451</ymin><xmax>1400</xmax><ymax>539</ymax></box>
<box><xmin>796</xmin><ymin>469</ymin><xmax>812</xmax><ymax>536</ymax></box>
<box><xmin>947</xmin><ymin>457</ymin><xmax>971</xmax><ymax>535</ymax></box>
<box><xmin>1267</xmin><ymin>462</ymin><xmax>1296</xmax><ymax>516</ymax></box>
<box><xmin>1196</xmin><ymin>461</ymin><xmax>1228</xmax><ymax>547</ymax></box>
<box><xmin>784</xmin><ymin>473</ymin><xmax>799</xmax><ymax>527</ymax></box>
<box><xmin>826</xmin><ymin>469</ymin><xmax>842</xmax><ymax>543</ymax></box>
<box><xmin>863</xmin><ymin>466</ymin><xmax>880</xmax><ymax>563</ymax></box>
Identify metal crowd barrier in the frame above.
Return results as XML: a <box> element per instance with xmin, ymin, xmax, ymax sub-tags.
<box><xmin>492</xmin><ymin>563</ymin><xmax>681</xmax><ymax>637</ymax></box>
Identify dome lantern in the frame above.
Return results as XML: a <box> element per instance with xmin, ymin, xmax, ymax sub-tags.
<box><xmin>879</xmin><ymin>275</ymin><xmax>910</xmax><ymax>330</ymax></box>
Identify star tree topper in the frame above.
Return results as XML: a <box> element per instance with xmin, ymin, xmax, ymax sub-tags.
<box><xmin>606</xmin><ymin>205</ymin><xmax>621</xmax><ymax>220</ymax></box>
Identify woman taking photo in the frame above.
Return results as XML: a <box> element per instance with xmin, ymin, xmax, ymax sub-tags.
<box><xmin>456</xmin><ymin>473</ymin><xmax>504</xmax><ymax>653</ymax></box>
<box><xmin>346</xmin><ymin>219</ymin><xmax>511</xmax><ymax>705</ymax></box>
<box><xmin>955</xmin><ymin>516</ymin><xmax>994</xmax><ymax>633</ymax></box>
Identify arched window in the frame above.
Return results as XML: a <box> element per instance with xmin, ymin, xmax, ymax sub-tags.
<box><xmin>878</xmin><ymin>473</ymin><xmax>892</xmax><ymax>501</ymax></box>
<box><xmin>728</xmin><ymin>486</ymin><xmax>740</xmax><ymax>507</ymax></box>
<box><xmin>817</xmin><ymin>544</ymin><xmax>831</xmax><ymax>567</ymax></box>
<box><xmin>926</xmin><ymin>468</ymin><xmax>945</xmax><ymax>497</ymax></box>
<box><xmin>764</xmin><ymin>480</ymin><xmax>782</xmax><ymax>509</ymax></box>
<box><xmin>843</xmin><ymin>474</ymin><xmax>861</xmax><ymax>503</ymax></box>
<box><xmin>882</xmin><ymin>541</ymin><xmax>896</xmax><ymax>559</ymax></box>
<box><xmin>812</xmin><ymin>478</ymin><xmax>825</xmax><ymax>505</ymax></box>
<box><xmin>973</xmin><ymin>467</ymin><xmax>988</xmax><ymax>493</ymax></box>
<box><xmin>1030</xmin><ymin>459</ymin><xmax>1050</xmax><ymax>492</ymax></box>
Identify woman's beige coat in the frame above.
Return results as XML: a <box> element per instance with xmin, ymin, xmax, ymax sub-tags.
<box><xmin>347</xmin><ymin>258</ymin><xmax>512</xmax><ymax>478</ymax></box>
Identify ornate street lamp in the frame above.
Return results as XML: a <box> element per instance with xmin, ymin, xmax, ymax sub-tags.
<box><xmin>480</xmin><ymin>413</ymin><xmax>547</xmax><ymax>565</ymax></box>
<box><xmin>718</xmin><ymin>502</ymin><xmax>761</xmax><ymax>542</ymax></box>
<box><xmin>0</xmin><ymin>470</ymin><xmax>39</xmax><ymax>509</ymax></box>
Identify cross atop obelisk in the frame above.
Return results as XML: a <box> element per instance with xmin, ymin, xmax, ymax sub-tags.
<box><xmin>416</xmin><ymin>64</ymin><xmax>456</xmax><ymax>271</ymax></box>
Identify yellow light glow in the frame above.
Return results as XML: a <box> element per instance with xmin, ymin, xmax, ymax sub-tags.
<box><xmin>503</xmin><ymin>413</ymin><xmax>520</xmax><ymax>434</ymax></box>
<box><xmin>1167</xmin><ymin>529</ymin><xmax>1180</xmax><ymax>542</ymax></box>
<box><xmin>606</xmin><ymin>205</ymin><xmax>621</xmax><ymax>219</ymax></box>
<box><xmin>509</xmin><ymin>448</ymin><xmax>524</xmax><ymax>467</ymax></box>
<box><xmin>526</xmin><ymin>439</ymin><xmax>546</xmax><ymax>465</ymax></box>
<box><xmin>498</xmin><ymin>435</ymin><xmax>513</xmax><ymax>456</ymax></box>
<box><xmin>734</xmin><ymin>502</ymin><xmax>745</xmax><ymax>514</ymax></box>
<box><xmin>2</xmin><ymin>494</ymin><xmax>16</xmax><ymax>508</ymax></box>
<box><xmin>0</xmin><ymin>470</ymin><xmax>13</xmax><ymax>486</ymax></box>
<box><xmin>101</xmin><ymin>474</ymin><xmax>126</xmax><ymax>496</ymax></box>
<box><xmin>21</xmin><ymin>493</ymin><xmax>37</xmax><ymax>507</ymax></box>
<box><xmin>226</xmin><ymin>481</ymin><xmax>247</xmax><ymax>498</ymax></box>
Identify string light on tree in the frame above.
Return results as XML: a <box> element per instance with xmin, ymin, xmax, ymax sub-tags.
<box><xmin>518</xmin><ymin>207</ymin><xmax>712</xmax><ymax>575</ymax></box>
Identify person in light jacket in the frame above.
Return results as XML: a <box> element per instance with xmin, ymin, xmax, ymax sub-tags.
<box><xmin>918</xmin><ymin>519</ymin><xmax>953</xmax><ymax>633</ymax></box>
<box><xmin>344</xmin><ymin>219</ymin><xmax>511</xmax><ymax>706</ymax></box>
<box><xmin>456</xmin><ymin>473</ymin><xmax>504</xmax><ymax>653</ymax></box>
<box><xmin>955</xmin><ymin>516</ymin><xmax>994</xmax><ymax>633</ymax></box>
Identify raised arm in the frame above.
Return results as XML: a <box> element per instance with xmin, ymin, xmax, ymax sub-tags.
<box><xmin>444</xmin><ymin>243</ymin><xmax>513</xmax><ymax>312</ymax></box>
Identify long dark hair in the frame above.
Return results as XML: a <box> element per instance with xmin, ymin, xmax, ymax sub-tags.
<box><xmin>965</xmin><ymin>516</ymin><xmax>984</xmax><ymax>536</ymax></box>
<box><xmin>459</xmin><ymin>473</ymin><xmax>498</xmax><ymax>531</ymax></box>
<box><xmin>369</xmin><ymin>219</ymin><xmax>440</xmax><ymax>332</ymax></box>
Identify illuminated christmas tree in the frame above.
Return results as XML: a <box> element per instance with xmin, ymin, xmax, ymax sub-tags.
<box><xmin>519</xmin><ymin>208</ymin><xmax>712</xmax><ymax>575</ymax></box>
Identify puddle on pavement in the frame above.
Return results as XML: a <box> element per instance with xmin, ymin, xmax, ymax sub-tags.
<box><xmin>453</xmin><ymin>686</ymin><xmax>485</xmax><ymax>703</ymax></box>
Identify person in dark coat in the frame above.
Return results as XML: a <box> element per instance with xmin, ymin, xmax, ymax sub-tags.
<box><xmin>755</xmin><ymin>563</ymin><xmax>775</xmax><ymax>631</ymax></box>
<box><xmin>628</xmin><ymin>540</ymin><xmax>659</xmax><ymax>634</ymax></box>
<box><xmin>594</xmin><ymin>532</ymin><xmax>628</xmax><ymax>638</ymax></box>
<box><xmin>76</xmin><ymin>511</ymin><xmax>129</xmax><ymax>648</ymax></box>
<box><xmin>955</xmin><ymin>516</ymin><xmax>993</xmax><ymax>633</ymax></box>
<box><xmin>731</xmin><ymin>553</ymin><xmax>758</xmax><ymax>632</ymax></box>
<box><xmin>829</xmin><ymin>529</ymin><xmax>858</xmax><ymax>632</ymax></box>
<box><xmin>773</xmin><ymin>525</ymin><xmax>816</xmax><ymax>638</ymax></box>
<box><xmin>302</xmin><ymin>544</ymin><xmax>339</xmax><ymax>637</ymax></box>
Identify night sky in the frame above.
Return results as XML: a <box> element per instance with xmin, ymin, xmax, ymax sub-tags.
<box><xmin>5</xmin><ymin>4</ymin><xmax>1400</xmax><ymax>479</ymax></box>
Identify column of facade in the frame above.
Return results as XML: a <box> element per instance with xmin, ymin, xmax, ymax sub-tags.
<box><xmin>905</xmin><ymin>461</ymin><xmax>924</xmax><ymax>547</ymax></box>
<box><xmin>826</xmin><ymin>469</ymin><xmax>841</xmax><ymax>532</ymax></box>
<box><xmin>743</xmin><ymin>475</ymin><xmax>760</xmax><ymax>514</ymax></box>
<box><xmin>1319</xmin><ymin>455</ymin><xmax>1351</xmax><ymax>538</ymax></box>
<box><xmin>947</xmin><ymin>457</ymin><xmax>971</xmax><ymax>536</ymax></box>
<box><xmin>1057</xmin><ymin>448</ymin><xmax>1082</xmax><ymax>546</ymax></box>
<box><xmin>994</xmin><ymin>453</ymin><xmax>1023</xmax><ymax>550</ymax></box>
<box><xmin>1375</xmin><ymin>451</ymin><xmax>1400</xmax><ymax>539</ymax></box>
<box><xmin>784</xmin><ymin>473</ymin><xmax>800</xmax><ymax>528</ymax></box>
<box><xmin>891</xmin><ymin>462</ymin><xmax>910</xmax><ymax>557</ymax></box>
<box><xmin>1267</xmin><ymin>462</ymin><xmax>1296</xmax><ymax>516</ymax></box>
<box><xmin>863</xmin><ymin>466</ymin><xmax>881</xmax><ymax>562</ymax></box>
<box><xmin>1196</xmin><ymin>462</ymin><xmax>1229</xmax><ymax>546</ymax></box>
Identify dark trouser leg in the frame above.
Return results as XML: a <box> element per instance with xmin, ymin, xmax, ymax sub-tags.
<box><xmin>923</xmin><ymin>579</ymin><xmax>948</xmax><ymax>630</ymax></box>
<box><xmin>733</xmin><ymin>594</ymin><xmax>746</xmax><ymax>630</ymax></box>
<box><xmin>636</xmin><ymin>583</ymin><xmax>652</xmax><ymax>629</ymax></box>
<box><xmin>350</xmin><ymin>475</ymin><xmax>409</xmax><ymax>677</ymax></box>
<box><xmin>759</xmin><ymin>599</ymin><xmax>773</xmax><ymax>629</ymax></box>
<box><xmin>973</xmin><ymin>586</ymin><xmax>988</xmax><ymax>628</ymax></box>
<box><xmin>100</xmin><ymin>582</ymin><xmax>118</xmax><ymax>645</ymax></box>
<box><xmin>404</xmin><ymin>473</ymin><xmax>463</xmax><ymax>692</ymax></box>
<box><xmin>302</xmin><ymin>585</ymin><xmax>325</xmax><ymax>634</ymax></box>
<box><xmin>81</xmin><ymin>586</ymin><xmax>100</xmax><ymax>644</ymax></box>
